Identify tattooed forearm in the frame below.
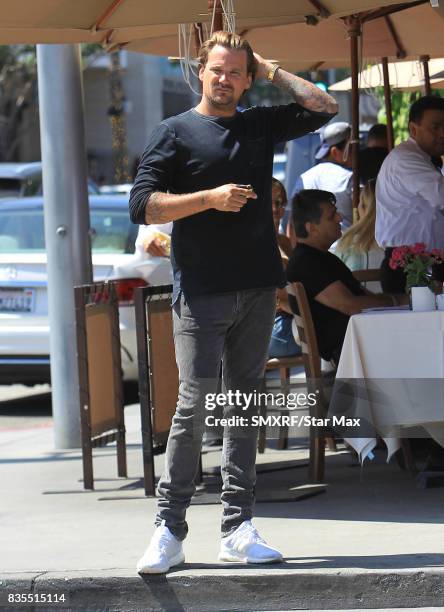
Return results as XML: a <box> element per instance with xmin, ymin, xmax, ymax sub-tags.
<box><xmin>273</xmin><ymin>68</ymin><xmax>338</xmax><ymax>114</ymax></box>
<box><xmin>145</xmin><ymin>192</ymin><xmax>170</xmax><ymax>224</ymax></box>
<box><xmin>144</xmin><ymin>190</ymin><xmax>212</xmax><ymax>224</ymax></box>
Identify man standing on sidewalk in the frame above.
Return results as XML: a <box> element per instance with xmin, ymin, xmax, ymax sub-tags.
<box><xmin>129</xmin><ymin>31</ymin><xmax>337</xmax><ymax>573</ymax></box>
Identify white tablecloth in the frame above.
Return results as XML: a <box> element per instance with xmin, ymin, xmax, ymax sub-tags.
<box><xmin>330</xmin><ymin>309</ymin><xmax>444</xmax><ymax>462</ymax></box>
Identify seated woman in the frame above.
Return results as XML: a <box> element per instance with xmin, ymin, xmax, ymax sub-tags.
<box><xmin>333</xmin><ymin>179</ymin><xmax>384</xmax><ymax>275</ymax></box>
<box><xmin>269</xmin><ymin>178</ymin><xmax>301</xmax><ymax>359</ymax></box>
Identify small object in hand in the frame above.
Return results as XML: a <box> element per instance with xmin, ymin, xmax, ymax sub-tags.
<box><xmin>236</xmin><ymin>184</ymin><xmax>257</xmax><ymax>200</ymax></box>
<box><xmin>151</xmin><ymin>230</ymin><xmax>171</xmax><ymax>256</ymax></box>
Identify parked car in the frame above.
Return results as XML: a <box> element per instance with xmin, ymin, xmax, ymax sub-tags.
<box><xmin>0</xmin><ymin>195</ymin><xmax>172</xmax><ymax>384</ymax></box>
<box><xmin>0</xmin><ymin>162</ymin><xmax>100</xmax><ymax>198</ymax></box>
<box><xmin>99</xmin><ymin>183</ymin><xmax>133</xmax><ymax>195</ymax></box>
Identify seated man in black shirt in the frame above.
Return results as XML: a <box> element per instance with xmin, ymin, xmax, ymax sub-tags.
<box><xmin>286</xmin><ymin>189</ymin><xmax>407</xmax><ymax>364</ymax></box>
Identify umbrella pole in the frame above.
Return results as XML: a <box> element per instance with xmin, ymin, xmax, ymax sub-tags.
<box><xmin>346</xmin><ymin>16</ymin><xmax>362</xmax><ymax>222</ymax></box>
<box><xmin>420</xmin><ymin>55</ymin><xmax>431</xmax><ymax>96</ymax></box>
<box><xmin>36</xmin><ymin>44</ymin><xmax>92</xmax><ymax>449</ymax></box>
<box><xmin>208</xmin><ymin>0</ymin><xmax>224</xmax><ymax>31</ymax></box>
<box><xmin>382</xmin><ymin>57</ymin><xmax>394</xmax><ymax>151</ymax></box>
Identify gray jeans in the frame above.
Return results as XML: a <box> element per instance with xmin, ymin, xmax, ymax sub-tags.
<box><xmin>155</xmin><ymin>287</ymin><xmax>276</xmax><ymax>540</ymax></box>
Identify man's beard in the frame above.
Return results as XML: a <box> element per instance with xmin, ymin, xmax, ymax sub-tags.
<box><xmin>208</xmin><ymin>89</ymin><xmax>235</xmax><ymax>109</ymax></box>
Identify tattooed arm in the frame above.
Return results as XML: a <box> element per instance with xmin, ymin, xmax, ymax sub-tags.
<box><xmin>129</xmin><ymin>122</ymin><xmax>257</xmax><ymax>225</ymax></box>
<box><xmin>144</xmin><ymin>184</ymin><xmax>258</xmax><ymax>223</ymax></box>
<box><xmin>254</xmin><ymin>52</ymin><xmax>338</xmax><ymax>115</ymax></box>
<box><xmin>144</xmin><ymin>191</ymin><xmax>207</xmax><ymax>224</ymax></box>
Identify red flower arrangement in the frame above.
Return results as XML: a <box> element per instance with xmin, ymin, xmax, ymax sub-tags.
<box><xmin>389</xmin><ymin>243</ymin><xmax>444</xmax><ymax>291</ymax></box>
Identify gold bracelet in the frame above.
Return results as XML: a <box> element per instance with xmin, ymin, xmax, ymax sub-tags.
<box><xmin>266</xmin><ymin>64</ymin><xmax>280</xmax><ymax>83</ymax></box>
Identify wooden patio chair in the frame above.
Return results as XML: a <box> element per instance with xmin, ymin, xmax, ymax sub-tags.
<box><xmin>258</xmin><ymin>258</ymin><xmax>305</xmax><ymax>453</ymax></box>
<box><xmin>258</xmin><ymin>354</ymin><xmax>305</xmax><ymax>453</ymax></box>
<box><xmin>291</xmin><ymin>282</ymin><xmax>337</xmax><ymax>482</ymax></box>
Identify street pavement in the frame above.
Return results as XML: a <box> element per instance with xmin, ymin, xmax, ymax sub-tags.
<box><xmin>1</xmin><ymin>390</ymin><xmax>444</xmax><ymax>611</ymax></box>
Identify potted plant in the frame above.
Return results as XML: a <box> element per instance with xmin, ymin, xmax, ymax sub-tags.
<box><xmin>389</xmin><ymin>243</ymin><xmax>444</xmax><ymax>311</ymax></box>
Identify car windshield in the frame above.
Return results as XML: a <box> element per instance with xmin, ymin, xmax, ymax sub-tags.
<box><xmin>0</xmin><ymin>206</ymin><xmax>135</xmax><ymax>254</ymax></box>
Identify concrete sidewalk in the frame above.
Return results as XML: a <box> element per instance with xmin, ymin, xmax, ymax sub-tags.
<box><xmin>2</xmin><ymin>404</ymin><xmax>444</xmax><ymax>611</ymax></box>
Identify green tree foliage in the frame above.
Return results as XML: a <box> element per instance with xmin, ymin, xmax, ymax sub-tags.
<box><xmin>377</xmin><ymin>87</ymin><xmax>444</xmax><ymax>145</ymax></box>
<box><xmin>108</xmin><ymin>51</ymin><xmax>130</xmax><ymax>184</ymax></box>
<box><xmin>376</xmin><ymin>89</ymin><xmax>420</xmax><ymax>145</ymax></box>
<box><xmin>81</xmin><ymin>44</ymin><xmax>106</xmax><ymax>69</ymax></box>
<box><xmin>0</xmin><ymin>44</ymin><xmax>105</xmax><ymax>161</ymax></box>
<box><xmin>0</xmin><ymin>46</ymin><xmax>37</xmax><ymax>160</ymax></box>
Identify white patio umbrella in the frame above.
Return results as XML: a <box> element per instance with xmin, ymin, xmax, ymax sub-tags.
<box><xmin>329</xmin><ymin>58</ymin><xmax>444</xmax><ymax>91</ymax></box>
<box><xmin>0</xmin><ymin>0</ymin><xmax>423</xmax><ymax>45</ymax></box>
<box><xmin>123</xmin><ymin>3</ymin><xmax>443</xmax><ymax>70</ymax></box>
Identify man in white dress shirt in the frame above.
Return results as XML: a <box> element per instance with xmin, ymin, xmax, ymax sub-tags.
<box><xmin>376</xmin><ymin>96</ymin><xmax>444</xmax><ymax>293</ymax></box>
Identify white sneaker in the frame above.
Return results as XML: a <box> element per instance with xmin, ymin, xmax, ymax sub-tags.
<box><xmin>218</xmin><ymin>520</ymin><xmax>283</xmax><ymax>564</ymax></box>
<box><xmin>137</xmin><ymin>523</ymin><xmax>185</xmax><ymax>574</ymax></box>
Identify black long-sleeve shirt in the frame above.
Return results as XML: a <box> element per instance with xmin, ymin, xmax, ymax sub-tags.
<box><xmin>130</xmin><ymin>104</ymin><xmax>335</xmax><ymax>300</ymax></box>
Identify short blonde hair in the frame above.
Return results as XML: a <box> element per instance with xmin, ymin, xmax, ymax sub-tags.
<box><xmin>198</xmin><ymin>31</ymin><xmax>256</xmax><ymax>80</ymax></box>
